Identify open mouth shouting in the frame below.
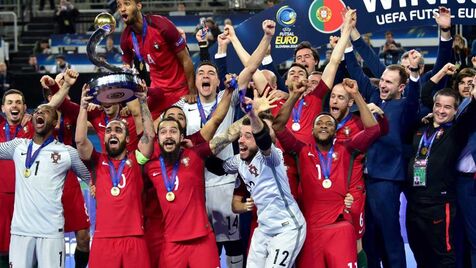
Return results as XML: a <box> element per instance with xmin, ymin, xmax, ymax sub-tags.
<box><xmin>162</xmin><ymin>139</ymin><xmax>177</xmax><ymax>151</ymax></box>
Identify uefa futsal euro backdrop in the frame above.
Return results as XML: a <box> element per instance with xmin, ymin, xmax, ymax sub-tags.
<box><xmin>87</xmin><ymin>12</ymin><xmax>141</xmax><ymax>104</ymax></box>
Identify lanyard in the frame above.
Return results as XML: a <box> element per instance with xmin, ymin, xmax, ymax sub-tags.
<box><xmin>131</xmin><ymin>16</ymin><xmax>148</xmax><ymax>63</ymax></box>
<box><xmin>336</xmin><ymin>113</ymin><xmax>352</xmax><ymax>131</ymax></box>
<box><xmin>5</xmin><ymin>122</ymin><xmax>21</xmax><ymax>141</ymax></box>
<box><xmin>292</xmin><ymin>99</ymin><xmax>305</xmax><ymax>124</ymax></box>
<box><xmin>25</xmin><ymin>136</ymin><xmax>55</xmax><ymax>170</ymax></box>
<box><xmin>196</xmin><ymin>95</ymin><xmax>218</xmax><ymax>126</ymax></box>
<box><xmin>108</xmin><ymin>157</ymin><xmax>127</xmax><ymax>188</ymax></box>
<box><xmin>316</xmin><ymin>145</ymin><xmax>334</xmax><ymax>179</ymax></box>
<box><xmin>159</xmin><ymin>155</ymin><xmax>180</xmax><ymax>192</ymax></box>
<box><xmin>415</xmin><ymin>128</ymin><xmax>438</xmax><ymax>160</ymax></box>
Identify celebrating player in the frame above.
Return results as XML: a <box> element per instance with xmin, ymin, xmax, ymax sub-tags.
<box><xmin>0</xmin><ymin>104</ymin><xmax>90</xmax><ymax>267</ymax></box>
<box><xmin>75</xmin><ymin>82</ymin><xmax>155</xmax><ymax>268</ymax></box>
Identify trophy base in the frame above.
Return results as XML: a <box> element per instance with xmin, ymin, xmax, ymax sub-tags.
<box><xmin>88</xmin><ymin>73</ymin><xmax>141</xmax><ymax>104</ymax></box>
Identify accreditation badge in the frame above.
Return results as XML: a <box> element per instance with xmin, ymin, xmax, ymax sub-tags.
<box><xmin>413</xmin><ymin>159</ymin><xmax>427</xmax><ymax>187</ymax></box>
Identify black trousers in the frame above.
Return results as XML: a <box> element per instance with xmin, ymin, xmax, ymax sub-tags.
<box><xmin>406</xmin><ymin>201</ymin><xmax>456</xmax><ymax>268</ymax></box>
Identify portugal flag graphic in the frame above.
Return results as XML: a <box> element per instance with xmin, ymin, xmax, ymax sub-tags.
<box><xmin>308</xmin><ymin>0</ymin><xmax>346</xmax><ymax>33</ymax></box>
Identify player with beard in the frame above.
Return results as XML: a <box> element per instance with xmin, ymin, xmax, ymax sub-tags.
<box><xmin>40</xmin><ymin>70</ymin><xmax>91</xmax><ymax>268</ymax></box>
<box><xmin>75</xmin><ymin>82</ymin><xmax>155</xmax><ymax>267</ymax></box>
<box><xmin>118</xmin><ymin>0</ymin><xmax>196</xmax><ymax>113</ymax></box>
<box><xmin>144</xmin><ymin>87</ymin><xmax>234</xmax><ymax>268</ymax></box>
<box><xmin>273</xmin><ymin>78</ymin><xmax>381</xmax><ymax>268</ymax></box>
<box><xmin>0</xmin><ymin>104</ymin><xmax>90</xmax><ymax>267</ymax></box>
<box><xmin>0</xmin><ymin>89</ymin><xmax>33</xmax><ymax>267</ymax></box>
<box><xmin>42</xmin><ymin>70</ymin><xmax>140</xmax><ymax>153</ymax></box>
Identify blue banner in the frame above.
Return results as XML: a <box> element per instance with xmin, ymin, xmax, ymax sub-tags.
<box><xmin>212</xmin><ymin>0</ymin><xmax>476</xmax><ymax>71</ymax></box>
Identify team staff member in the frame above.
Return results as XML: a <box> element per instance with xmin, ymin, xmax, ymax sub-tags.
<box><xmin>405</xmin><ymin>86</ymin><xmax>476</xmax><ymax>267</ymax></box>
<box><xmin>0</xmin><ymin>89</ymin><xmax>33</xmax><ymax>267</ymax></box>
<box><xmin>75</xmin><ymin>83</ymin><xmax>155</xmax><ymax>268</ymax></box>
<box><xmin>118</xmin><ymin>0</ymin><xmax>196</xmax><ymax>116</ymax></box>
<box><xmin>345</xmin><ymin>39</ymin><xmax>422</xmax><ymax>267</ymax></box>
<box><xmin>274</xmin><ymin>78</ymin><xmax>380</xmax><ymax>268</ymax></box>
<box><xmin>0</xmin><ymin>104</ymin><xmax>90</xmax><ymax>267</ymax></box>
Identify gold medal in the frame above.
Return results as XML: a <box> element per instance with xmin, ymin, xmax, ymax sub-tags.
<box><xmin>139</xmin><ymin>61</ymin><xmax>144</xmax><ymax>71</ymax></box>
<box><xmin>110</xmin><ymin>186</ymin><xmax>120</xmax><ymax>197</ymax></box>
<box><xmin>421</xmin><ymin>147</ymin><xmax>428</xmax><ymax>156</ymax></box>
<box><xmin>322</xmin><ymin>179</ymin><xmax>332</xmax><ymax>189</ymax></box>
<box><xmin>166</xmin><ymin>192</ymin><xmax>175</xmax><ymax>202</ymax></box>
<box><xmin>24</xmin><ymin>169</ymin><xmax>31</xmax><ymax>178</ymax></box>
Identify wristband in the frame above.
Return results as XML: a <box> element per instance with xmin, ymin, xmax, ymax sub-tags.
<box><xmin>440</xmin><ymin>27</ymin><xmax>450</xmax><ymax>32</ymax></box>
<box><xmin>409</xmin><ymin>67</ymin><xmax>420</xmax><ymax>72</ymax></box>
<box><xmin>198</xmin><ymin>41</ymin><xmax>208</xmax><ymax>48</ymax></box>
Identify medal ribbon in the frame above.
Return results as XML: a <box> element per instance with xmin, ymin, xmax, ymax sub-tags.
<box><xmin>5</xmin><ymin>122</ymin><xmax>21</xmax><ymax>141</ymax></box>
<box><xmin>159</xmin><ymin>155</ymin><xmax>180</xmax><ymax>192</ymax></box>
<box><xmin>292</xmin><ymin>99</ymin><xmax>304</xmax><ymax>124</ymax></box>
<box><xmin>196</xmin><ymin>95</ymin><xmax>218</xmax><ymax>126</ymax></box>
<box><xmin>416</xmin><ymin>128</ymin><xmax>438</xmax><ymax>160</ymax></box>
<box><xmin>25</xmin><ymin>136</ymin><xmax>55</xmax><ymax>170</ymax></box>
<box><xmin>108</xmin><ymin>157</ymin><xmax>127</xmax><ymax>188</ymax></box>
<box><xmin>336</xmin><ymin>113</ymin><xmax>352</xmax><ymax>131</ymax></box>
<box><xmin>57</xmin><ymin>115</ymin><xmax>64</xmax><ymax>143</ymax></box>
<box><xmin>316</xmin><ymin>146</ymin><xmax>334</xmax><ymax>179</ymax></box>
<box><xmin>131</xmin><ymin>16</ymin><xmax>148</xmax><ymax>63</ymax></box>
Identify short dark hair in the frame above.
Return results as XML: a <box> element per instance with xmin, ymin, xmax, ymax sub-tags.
<box><xmin>106</xmin><ymin>119</ymin><xmax>130</xmax><ymax>137</ymax></box>
<box><xmin>35</xmin><ymin>104</ymin><xmax>59</xmax><ymax>122</ymax></box>
<box><xmin>310</xmin><ymin>71</ymin><xmax>322</xmax><ymax>76</ymax></box>
<box><xmin>2</xmin><ymin>89</ymin><xmax>26</xmax><ymax>105</ymax></box>
<box><xmin>433</xmin><ymin>88</ymin><xmax>461</xmax><ymax>109</ymax></box>
<box><xmin>386</xmin><ymin>64</ymin><xmax>408</xmax><ymax>85</ymax></box>
<box><xmin>313</xmin><ymin>112</ymin><xmax>337</xmax><ymax>127</ymax></box>
<box><xmin>294</xmin><ymin>41</ymin><xmax>320</xmax><ymax>63</ymax></box>
<box><xmin>385</xmin><ymin>31</ymin><xmax>393</xmax><ymax>37</ymax></box>
<box><xmin>196</xmin><ymin>61</ymin><xmax>219</xmax><ymax>75</ymax></box>
<box><xmin>157</xmin><ymin>117</ymin><xmax>184</xmax><ymax>135</ymax></box>
<box><xmin>453</xmin><ymin>68</ymin><xmax>476</xmax><ymax>92</ymax></box>
<box><xmin>242</xmin><ymin>112</ymin><xmax>274</xmax><ymax>126</ymax></box>
<box><xmin>289</xmin><ymin>62</ymin><xmax>309</xmax><ymax>77</ymax></box>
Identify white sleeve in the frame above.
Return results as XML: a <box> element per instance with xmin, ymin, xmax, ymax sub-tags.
<box><xmin>262</xmin><ymin>145</ymin><xmax>283</xmax><ymax>167</ymax></box>
<box><xmin>0</xmin><ymin>138</ymin><xmax>23</xmax><ymax>160</ymax></box>
<box><xmin>67</xmin><ymin>146</ymin><xmax>91</xmax><ymax>182</ymax></box>
<box><xmin>223</xmin><ymin>155</ymin><xmax>240</xmax><ymax>174</ymax></box>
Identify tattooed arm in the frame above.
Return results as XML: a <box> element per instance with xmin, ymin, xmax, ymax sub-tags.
<box><xmin>136</xmin><ymin>87</ymin><xmax>155</xmax><ymax>159</ymax></box>
<box><xmin>209</xmin><ymin>116</ymin><xmax>245</xmax><ymax>155</ymax></box>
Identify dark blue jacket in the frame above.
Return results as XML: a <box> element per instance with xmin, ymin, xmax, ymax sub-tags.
<box><xmin>345</xmin><ymin>50</ymin><xmax>420</xmax><ymax>181</ymax></box>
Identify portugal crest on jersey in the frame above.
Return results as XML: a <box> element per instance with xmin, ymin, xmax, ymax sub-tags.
<box><xmin>51</xmin><ymin>152</ymin><xmax>61</xmax><ymax>164</ymax></box>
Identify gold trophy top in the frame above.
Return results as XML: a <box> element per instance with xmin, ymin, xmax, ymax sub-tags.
<box><xmin>94</xmin><ymin>12</ymin><xmax>116</xmax><ymax>34</ymax></box>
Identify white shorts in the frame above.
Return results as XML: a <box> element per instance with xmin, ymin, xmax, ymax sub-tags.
<box><xmin>206</xmin><ymin>182</ymin><xmax>241</xmax><ymax>242</ymax></box>
<box><xmin>247</xmin><ymin>224</ymin><xmax>306</xmax><ymax>268</ymax></box>
<box><xmin>9</xmin><ymin>234</ymin><xmax>65</xmax><ymax>268</ymax></box>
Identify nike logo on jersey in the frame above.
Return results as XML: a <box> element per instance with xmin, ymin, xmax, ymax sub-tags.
<box><xmin>98</xmin><ymin>123</ymin><xmax>106</xmax><ymax>128</ymax></box>
<box><xmin>358</xmin><ymin>229</ymin><xmax>364</xmax><ymax>234</ymax></box>
<box><xmin>188</xmin><ymin>108</ymin><xmax>197</xmax><ymax>111</ymax></box>
<box><xmin>101</xmin><ymin>161</ymin><xmax>109</xmax><ymax>166</ymax></box>
<box><xmin>152</xmin><ymin>172</ymin><xmax>160</xmax><ymax>177</ymax></box>
<box><xmin>21</xmin><ymin>152</ymin><xmax>26</xmax><ymax>155</ymax></box>
<box><xmin>433</xmin><ymin>219</ymin><xmax>443</xmax><ymax>224</ymax></box>
<box><xmin>308</xmin><ymin>152</ymin><xmax>315</xmax><ymax>157</ymax></box>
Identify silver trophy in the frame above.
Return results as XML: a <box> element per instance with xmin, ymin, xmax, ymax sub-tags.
<box><xmin>87</xmin><ymin>12</ymin><xmax>141</xmax><ymax>104</ymax></box>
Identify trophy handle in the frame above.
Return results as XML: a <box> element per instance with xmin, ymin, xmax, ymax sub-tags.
<box><xmin>87</xmin><ymin>25</ymin><xmax>127</xmax><ymax>73</ymax></box>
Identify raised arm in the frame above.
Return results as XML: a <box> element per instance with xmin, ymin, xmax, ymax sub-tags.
<box><xmin>136</xmin><ymin>87</ymin><xmax>155</xmax><ymax>159</ymax></box>
<box><xmin>200</xmin><ymin>80</ymin><xmax>234</xmax><ymax>141</ymax></box>
<box><xmin>67</xmin><ymin>146</ymin><xmax>92</xmax><ymax>182</ymax></box>
<box><xmin>44</xmin><ymin>69</ymin><xmax>78</xmax><ymax>108</ymax></box>
<box><xmin>75</xmin><ymin>84</ymin><xmax>94</xmax><ymax>161</ymax></box>
<box><xmin>320</xmin><ymin>8</ymin><xmax>354</xmax><ymax>89</ymax></box>
<box><xmin>209</xmin><ymin>116</ymin><xmax>245</xmax><ymax>155</ymax></box>
<box><xmin>272</xmin><ymin>80</ymin><xmax>306</xmax><ymax>132</ymax></box>
<box><xmin>342</xmin><ymin>79</ymin><xmax>377</xmax><ymax>128</ymax></box>
<box><xmin>237</xmin><ymin>20</ymin><xmax>276</xmax><ymax>91</ymax></box>
<box><xmin>421</xmin><ymin>63</ymin><xmax>456</xmax><ymax>109</ymax></box>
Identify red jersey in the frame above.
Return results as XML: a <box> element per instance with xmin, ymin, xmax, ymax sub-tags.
<box><xmin>90</xmin><ymin>151</ymin><xmax>144</xmax><ymax>238</ymax></box>
<box><xmin>272</xmin><ymin>80</ymin><xmax>329</xmax><ymax>145</ymax></box>
<box><xmin>276</xmin><ymin>125</ymin><xmax>380</xmax><ymax>228</ymax></box>
<box><xmin>0</xmin><ymin>121</ymin><xmax>34</xmax><ymax>193</ymax></box>
<box><xmin>144</xmin><ymin>143</ymin><xmax>213</xmax><ymax>242</ymax></box>
<box><xmin>59</xmin><ymin>98</ymin><xmax>139</xmax><ymax>152</ymax></box>
<box><xmin>53</xmin><ymin>112</ymin><xmax>76</xmax><ymax>146</ymax></box>
<box><xmin>121</xmin><ymin>15</ymin><xmax>188</xmax><ymax>92</ymax></box>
